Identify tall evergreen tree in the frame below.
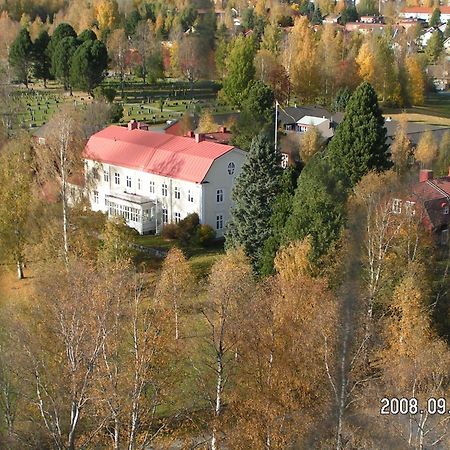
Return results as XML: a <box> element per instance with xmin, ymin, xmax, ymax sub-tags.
<box><xmin>429</xmin><ymin>8</ymin><xmax>441</xmax><ymax>28</ymax></box>
<box><xmin>260</xmin><ymin>165</ymin><xmax>298</xmax><ymax>276</ymax></box>
<box><xmin>78</xmin><ymin>29</ymin><xmax>97</xmax><ymax>43</ymax></box>
<box><xmin>225</xmin><ymin>133</ymin><xmax>282</xmax><ymax>272</ymax></box>
<box><xmin>284</xmin><ymin>154</ymin><xmax>347</xmax><ymax>263</ymax></box>
<box><xmin>311</xmin><ymin>6</ymin><xmax>323</xmax><ymax>25</ymax></box>
<box><xmin>426</xmin><ymin>29</ymin><xmax>444</xmax><ymax>63</ymax></box>
<box><xmin>52</xmin><ymin>36</ymin><xmax>79</xmax><ymax>92</ymax></box>
<box><xmin>48</xmin><ymin>23</ymin><xmax>77</xmax><ymax>76</ymax></box>
<box><xmin>8</xmin><ymin>28</ymin><xmax>33</xmax><ymax>88</ymax></box>
<box><xmin>32</xmin><ymin>29</ymin><xmax>51</xmax><ymax>87</ymax></box>
<box><xmin>70</xmin><ymin>39</ymin><xmax>108</xmax><ymax>94</ymax></box>
<box><xmin>327</xmin><ymin>81</ymin><xmax>390</xmax><ymax>189</ymax></box>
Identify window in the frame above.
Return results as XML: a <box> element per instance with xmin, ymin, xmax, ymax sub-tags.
<box><xmin>281</xmin><ymin>153</ymin><xmax>289</xmax><ymax>169</ymax></box>
<box><xmin>93</xmin><ymin>191</ymin><xmax>99</xmax><ymax>203</ymax></box>
<box><xmin>105</xmin><ymin>198</ymin><xmax>109</xmax><ymax>207</ymax></box>
<box><xmin>444</xmin><ymin>205</ymin><xmax>449</xmax><ymax>215</ymax></box>
<box><xmin>126</xmin><ymin>176</ymin><xmax>132</xmax><ymax>188</ymax></box>
<box><xmin>114</xmin><ymin>172</ymin><xmax>120</xmax><ymax>185</ymax></box>
<box><xmin>405</xmin><ymin>201</ymin><xmax>416</xmax><ymax>216</ymax></box>
<box><xmin>104</xmin><ymin>170</ymin><xmax>109</xmax><ymax>182</ymax></box>
<box><xmin>150</xmin><ymin>181</ymin><xmax>155</xmax><ymax>194</ymax></box>
<box><xmin>174</xmin><ymin>186</ymin><xmax>181</xmax><ymax>199</ymax></box>
<box><xmin>216</xmin><ymin>189</ymin><xmax>224</xmax><ymax>203</ymax></box>
<box><xmin>162</xmin><ymin>183</ymin><xmax>168</xmax><ymax>197</ymax></box>
<box><xmin>216</xmin><ymin>214</ymin><xmax>224</xmax><ymax>230</ymax></box>
<box><xmin>188</xmin><ymin>190</ymin><xmax>194</xmax><ymax>202</ymax></box>
<box><xmin>227</xmin><ymin>161</ymin><xmax>235</xmax><ymax>175</ymax></box>
<box><xmin>162</xmin><ymin>208</ymin><xmax>168</xmax><ymax>224</ymax></box>
<box><xmin>174</xmin><ymin>212</ymin><xmax>181</xmax><ymax>223</ymax></box>
<box><xmin>137</xmin><ymin>178</ymin><xmax>141</xmax><ymax>190</ymax></box>
<box><xmin>392</xmin><ymin>198</ymin><xmax>402</xmax><ymax>214</ymax></box>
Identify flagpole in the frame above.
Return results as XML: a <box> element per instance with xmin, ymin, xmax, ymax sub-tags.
<box><xmin>274</xmin><ymin>99</ymin><xmax>278</xmax><ymax>151</ymax></box>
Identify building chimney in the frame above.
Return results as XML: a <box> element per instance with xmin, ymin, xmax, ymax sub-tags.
<box><xmin>220</xmin><ymin>126</ymin><xmax>227</xmax><ymax>133</ymax></box>
<box><xmin>195</xmin><ymin>132</ymin><xmax>205</xmax><ymax>143</ymax></box>
<box><xmin>128</xmin><ymin>119</ymin><xmax>138</xmax><ymax>131</ymax></box>
<box><xmin>186</xmin><ymin>130</ymin><xmax>194</xmax><ymax>138</ymax></box>
<box><xmin>419</xmin><ymin>169</ymin><xmax>433</xmax><ymax>182</ymax></box>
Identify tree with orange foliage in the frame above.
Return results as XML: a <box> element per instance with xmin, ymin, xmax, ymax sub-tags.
<box><xmin>415</xmin><ymin>130</ymin><xmax>439</xmax><ymax>168</ymax></box>
<box><xmin>155</xmin><ymin>247</ymin><xmax>195</xmax><ymax>340</ymax></box>
<box><xmin>284</xmin><ymin>16</ymin><xmax>320</xmax><ymax>102</ymax></box>
<box><xmin>356</xmin><ymin>41</ymin><xmax>375</xmax><ymax>85</ymax></box>
<box><xmin>95</xmin><ymin>0</ymin><xmax>119</xmax><ymax>35</ymax></box>
<box><xmin>225</xmin><ymin>239</ymin><xmax>338</xmax><ymax>448</ymax></box>
<box><xmin>405</xmin><ymin>54</ymin><xmax>425</xmax><ymax>106</ymax></box>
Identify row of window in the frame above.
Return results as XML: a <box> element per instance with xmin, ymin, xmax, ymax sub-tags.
<box><xmin>108</xmin><ymin>201</ymin><xmax>142</xmax><ymax>223</ymax></box>
<box><xmin>108</xmin><ymin>171</ymin><xmax>226</xmax><ymax>204</ymax></box>
<box><xmin>392</xmin><ymin>199</ymin><xmax>416</xmax><ymax>215</ymax></box>
<box><xmin>393</xmin><ymin>199</ymin><xmax>450</xmax><ymax>216</ymax></box>
<box><xmin>96</xmin><ymin>192</ymin><xmax>225</xmax><ymax>230</ymax></box>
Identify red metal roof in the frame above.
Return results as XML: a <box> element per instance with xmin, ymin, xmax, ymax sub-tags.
<box><xmin>83</xmin><ymin>126</ymin><xmax>235</xmax><ymax>183</ymax></box>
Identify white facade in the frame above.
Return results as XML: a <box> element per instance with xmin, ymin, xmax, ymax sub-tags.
<box><xmin>85</xmin><ymin>148</ymin><xmax>246</xmax><ymax>237</ymax></box>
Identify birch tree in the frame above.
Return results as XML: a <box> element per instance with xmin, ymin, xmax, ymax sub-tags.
<box><xmin>201</xmin><ymin>249</ymin><xmax>254</xmax><ymax>450</ymax></box>
<box><xmin>226</xmin><ymin>239</ymin><xmax>338</xmax><ymax>448</ymax></box>
<box><xmin>0</xmin><ymin>134</ymin><xmax>34</xmax><ymax>279</ymax></box>
<box><xmin>155</xmin><ymin>247</ymin><xmax>195</xmax><ymax>340</ymax></box>
<box><xmin>35</xmin><ymin>106</ymin><xmax>83</xmax><ymax>266</ymax></box>
<box><xmin>22</xmin><ymin>262</ymin><xmax>113</xmax><ymax>450</ymax></box>
<box><xmin>96</xmin><ymin>267</ymin><xmax>173</xmax><ymax>450</ymax></box>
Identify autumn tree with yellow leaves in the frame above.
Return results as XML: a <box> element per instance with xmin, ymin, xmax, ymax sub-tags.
<box><xmin>405</xmin><ymin>54</ymin><xmax>425</xmax><ymax>106</ymax></box>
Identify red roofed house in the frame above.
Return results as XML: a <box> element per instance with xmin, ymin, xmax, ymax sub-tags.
<box><xmin>400</xmin><ymin>6</ymin><xmax>450</xmax><ymax>23</ymax></box>
<box><xmin>393</xmin><ymin>169</ymin><xmax>450</xmax><ymax>245</ymax></box>
<box><xmin>82</xmin><ymin>120</ymin><xmax>246</xmax><ymax>235</ymax></box>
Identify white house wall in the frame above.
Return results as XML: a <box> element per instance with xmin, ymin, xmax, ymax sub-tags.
<box><xmin>202</xmin><ymin>149</ymin><xmax>246</xmax><ymax>237</ymax></box>
<box><xmin>84</xmin><ymin>147</ymin><xmax>246</xmax><ymax>237</ymax></box>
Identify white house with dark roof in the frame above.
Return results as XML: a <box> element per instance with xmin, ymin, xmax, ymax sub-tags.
<box><xmin>82</xmin><ymin>121</ymin><xmax>246</xmax><ymax>236</ymax></box>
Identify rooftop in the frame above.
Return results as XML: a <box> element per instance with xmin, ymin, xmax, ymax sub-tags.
<box><xmin>83</xmin><ymin>125</ymin><xmax>236</xmax><ymax>183</ymax></box>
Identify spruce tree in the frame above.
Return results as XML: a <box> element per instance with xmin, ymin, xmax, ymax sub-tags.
<box><xmin>225</xmin><ymin>133</ymin><xmax>282</xmax><ymax>272</ymax></box>
<box><xmin>70</xmin><ymin>39</ymin><xmax>108</xmax><ymax>94</ymax></box>
<box><xmin>284</xmin><ymin>154</ymin><xmax>347</xmax><ymax>263</ymax></box>
<box><xmin>48</xmin><ymin>23</ymin><xmax>77</xmax><ymax>76</ymax></box>
<box><xmin>260</xmin><ymin>165</ymin><xmax>298</xmax><ymax>276</ymax></box>
<box><xmin>327</xmin><ymin>81</ymin><xmax>390</xmax><ymax>189</ymax></box>
<box><xmin>9</xmin><ymin>28</ymin><xmax>33</xmax><ymax>88</ymax></box>
<box><xmin>32</xmin><ymin>30</ymin><xmax>51</xmax><ymax>87</ymax></box>
<box><xmin>52</xmin><ymin>36</ymin><xmax>78</xmax><ymax>92</ymax></box>
<box><xmin>430</xmin><ymin>8</ymin><xmax>441</xmax><ymax>28</ymax></box>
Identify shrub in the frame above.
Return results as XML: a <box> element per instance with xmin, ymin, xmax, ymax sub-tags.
<box><xmin>197</xmin><ymin>224</ymin><xmax>216</xmax><ymax>246</ymax></box>
<box><xmin>162</xmin><ymin>223</ymin><xmax>178</xmax><ymax>240</ymax></box>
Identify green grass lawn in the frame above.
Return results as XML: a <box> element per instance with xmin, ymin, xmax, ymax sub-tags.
<box><xmin>383</xmin><ymin>92</ymin><xmax>450</xmax><ymax>120</ymax></box>
<box><xmin>135</xmin><ymin>234</ymin><xmax>224</xmax><ymax>279</ymax></box>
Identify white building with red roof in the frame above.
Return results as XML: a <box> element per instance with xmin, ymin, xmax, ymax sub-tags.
<box><xmin>82</xmin><ymin>120</ymin><xmax>246</xmax><ymax>235</ymax></box>
<box><xmin>400</xmin><ymin>6</ymin><xmax>450</xmax><ymax>23</ymax></box>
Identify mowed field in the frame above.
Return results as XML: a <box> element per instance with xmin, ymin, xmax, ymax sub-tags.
<box><xmin>384</xmin><ymin>92</ymin><xmax>450</xmax><ymax>125</ymax></box>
